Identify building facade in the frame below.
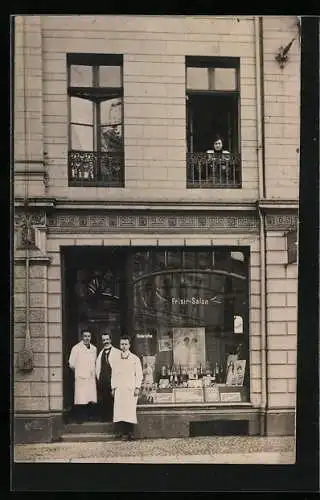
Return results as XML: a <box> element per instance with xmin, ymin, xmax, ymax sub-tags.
<box><xmin>13</xmin><ymin>15</ymin><xmax>300</xmax><ymax>443</ymax></box>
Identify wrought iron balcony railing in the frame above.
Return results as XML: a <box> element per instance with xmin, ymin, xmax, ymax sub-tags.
<box><xmin>187</xmin><ymin>152</ymin><xmax>241</xmax><ymax>188</ymax></box>
<box><xmin>68</xmin><ymin>150</ymin><xmax>124</xmax><ymax>187</ymax></box>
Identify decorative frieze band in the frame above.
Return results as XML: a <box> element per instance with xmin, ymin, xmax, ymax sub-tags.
<box><xmin>13</xmin><ymin>210</ymin><xmax>298</xmax><ymax>234</ymax></box>
<box><xmin>265</xmin><ymin>215</ymin><xmax>298</xmax><ymax>232</ymax></box>
<box><xmin>46</xmin><ymin>213</ymin><xmax>260</xmax><ymax>233</ymax></box>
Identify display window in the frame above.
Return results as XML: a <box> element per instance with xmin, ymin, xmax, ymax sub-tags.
<box><xmin>130</xmin><ymin>248</ymin><xmax>250</xmax><ymax>405</ymax></box>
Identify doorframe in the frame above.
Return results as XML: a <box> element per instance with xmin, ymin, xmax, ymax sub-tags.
<box><xmin>61</xmin><ymin>245</ymin><xmax>132</xmax><ymax>419</ymax></box>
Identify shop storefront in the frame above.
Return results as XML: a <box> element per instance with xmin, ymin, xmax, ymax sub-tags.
<box><xmin>13</xmin><ymin>207</ymin><xmax>298</xmax><ymax>442</ymax></box>
<box><xmin>63</xmin><ymin>246</ymin><xmax>250</xmax><ymax>417</ymax></box>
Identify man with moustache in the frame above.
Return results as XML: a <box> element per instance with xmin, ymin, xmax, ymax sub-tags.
<box><xmin>95</xmin><ymin>331</ymin><xmax>120</xmax><ymax>421</ymax></box>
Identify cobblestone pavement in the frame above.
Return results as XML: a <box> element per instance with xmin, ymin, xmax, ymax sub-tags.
<box><xmin>14</xmin><ymin>436</ymin><xmax>295</xmax><ymax>464</ymax></box>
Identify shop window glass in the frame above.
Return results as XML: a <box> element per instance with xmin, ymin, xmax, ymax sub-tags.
<box><xmin>131</xmin><ymin>248</ymin><xmax>250</xmax><ymax>405</ymax></box>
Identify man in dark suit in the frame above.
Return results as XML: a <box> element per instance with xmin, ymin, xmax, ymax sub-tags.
<box><xmin>95</xmin><ymin>331</ymin><xmax>120</xmax><ymax>421</ymax></box>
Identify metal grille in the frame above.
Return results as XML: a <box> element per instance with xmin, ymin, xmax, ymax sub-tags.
<box><xmin>187</xmin><ymin>152</ymin><xmax>241</xmax><ymax>188</ymax></box>
<box><xmin>68</xmin><ymin>150</ymin><xmax>124</xmax><ymax>187</ymax></box>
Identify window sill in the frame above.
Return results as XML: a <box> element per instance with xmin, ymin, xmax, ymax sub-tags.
<box><xmin>187</xmin><ymin>183</ymin><xmax>242</xmax><ymax>189</ymax></box>
<box><xmin>68</xmin><ymin>180</ymin><xmax>124</xmax><ymax>188</ymax></box>
<box><xmin>138</xmin><ymin>402</ymin><xmax>253</xmax><ymax>409</ymax></box>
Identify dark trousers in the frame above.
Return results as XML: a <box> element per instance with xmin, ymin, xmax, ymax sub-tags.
<box><xmin>98</xmin><ymin>380</ymin><xmax>114</xmax><ymax>421</ymax></box>
<box><xmin>115</xmin><ymin>421</ymin><xmax>134</xmax><ymax>437</ymax></box>
<box><xmin>74</xmin><ymin>403</ymin><xmax>95</xmax><ymax>422</ymax></box>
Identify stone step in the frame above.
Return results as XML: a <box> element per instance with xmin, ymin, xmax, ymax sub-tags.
<box><xmin>60</xmin><ymin>432</ymin><xmax>116</xmax><ymax>443</ymax></box>
<box><xmin>64</xmin><ymin>422</ymin><xmax>114</xmax><ymax>434</ymax></box>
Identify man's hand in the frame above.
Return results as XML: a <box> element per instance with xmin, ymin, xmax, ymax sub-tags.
<box><xmin>134</xmin><ymin>387</ymin><xmax>140</xmax><ymax>397</ymax></box>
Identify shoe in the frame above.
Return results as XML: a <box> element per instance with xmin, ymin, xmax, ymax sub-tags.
<box><xmin>127</xmin><ymin>434</ymin><xmax>135</xmax><ymax>441</ymax></box>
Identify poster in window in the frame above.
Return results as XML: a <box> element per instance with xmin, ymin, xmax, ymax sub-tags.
<box><xmin>158</xmin><ymin>335</ymin><xmax>172</xmax><ymax>352</ymax></box>
<box><xmin>226</xmin><ymin>359</ymin><xmax>246</xmax><ymax>386</ymax></box>
<box><xmin>134</xmin><ymin>330</ymin><xmax>157</xmax><ymax>357</ymax></box>
<box><xmin>172</xmin><ymin>328</ymin><xmax>206</xmax><ymax>368</ymax></box>
<box><xmin>234</xmin><ymin>360</ymin><xmax>246</xmax><ymax>386</ymax></box>
<box><xmin>142</xmin><ymin>356</ymin><xmax>156</xmax><ymax>385</ymax></box>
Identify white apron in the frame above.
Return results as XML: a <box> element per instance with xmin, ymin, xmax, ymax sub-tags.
<box><xmin>69</xmin><ymin>341</ymin><xmax>97</xmax><ymax>405</ymax></box>
<box><xmin>110</xmin><ymin>352</ymin><xmax>143</xmax><ymax>424</ymax></box>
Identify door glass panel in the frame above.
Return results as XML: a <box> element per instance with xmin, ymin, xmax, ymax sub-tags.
<box><xmin>214</xmin><ymin>68</ymin><xmax>237</xmax><ymax>90</ymax></box>
<box><xmin>100</xmin><ymin>125</ymin><xmax>123</xmax><ymax>152</ymax></box>
<box><xmin>99</xmin><ymin>65</ymin><xmax>122</xmax><ymax>87</ymax></box>
<box><xmin>71</xmin><ymin>96</ymin><xmax>93</xmax><ymax>125</ymax></box>
<box><xmin>71</xmin><ymin>124</ymin><xmax>94</xmax><ymax>151</ymax></box>
<box><xmin>70</xmin><ymin>65</ymin><xmax>93</xmax><ymax>87</ymax></box>
<box><xmin>100</xmin><ymin>97</ymin><xmax>122</xmax><ymax>126</ymax></box>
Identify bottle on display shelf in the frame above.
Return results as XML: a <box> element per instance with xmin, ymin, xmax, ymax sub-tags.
<box><xmin>199</xmin><ymin>364</ymin><xmax>203</xmax><ymax>378</ymax></box>
<box><xmin>219</xmin><ymin>364</ymin><xmax>225</xmax><ymax>384</ymax></box>
<box><xmin>182</xmin><ymin>368</ymin><xmax>188</xmax><ymax>386</ymax></box>
<box><xmin>205</xmin><ymin>361</ymin><xmax>212</xmax><ymax>377</ymax></box>
<box><xmin>161</xmin><ymin>365</ymin><xmax>167</xmax><ymax>378</ymax></box>
<box><xmin>215</xmin><ymin>362</ymin><xmax>220</xmax><ymax>383</ymax></box>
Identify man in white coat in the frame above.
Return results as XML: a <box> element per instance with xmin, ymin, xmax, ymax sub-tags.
<box><xmin>69</xmin><ymin>330</ymin><xmax>97</xmax><ymax>423</ymax></box>
<box><xmin>95</xmin><ymin>331</ymin><xmax>120</xmax><ymax>421</ymax></box>
<box><xmin>110</xmin><ymin>335</ymin><xmax>143</xmax><ymax>441</ymax></box>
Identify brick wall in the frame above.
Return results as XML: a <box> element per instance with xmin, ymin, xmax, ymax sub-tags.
<box><xmin>14</xmin><ymin>263</ymin><xmax>50</xmax><ymax>411</ymax></box>
<box><xmin>266</xmin><ymin>232</ymin><xmax>298</xmax><ymax>408</ymax></box>
<box><xmin>37</xmin><ymin>15</ymin><xmax>258</xmax><ymax>202</ymax></box>
<box><xmin>263</xmin><ymin>16</ymin><xmax>300</xmax><ymax>200</ymax></box>
<box><xmin>14</xmin><ymin>16</ymin><xmax>46</xmax><ymax>198</ymax></box>
<box><xmin>14</xmin><ymin>15</ymin><xmax>300</xmax><ymax>203</ymax></box>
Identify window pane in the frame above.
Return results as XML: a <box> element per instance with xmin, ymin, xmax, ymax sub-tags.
<box><xmin>99</xmin><ymin>65</ymin><xmax>122</xmax><ymax>87</ymax></box>
<box><xmin>100</xmin><ymin>125</ymin><xmax>123</xmax><ymax>152</ymax></box>
<box><xmin>130</xmin><ymin>248</ymin><xmax>249</xmax><ymax>405</ymax></box>
<box><xmin>70</xmin><ymin>65</ymin><xmax>93</xmax><ymax>87</ymax></box>
<box><xmin>214</xmin><ymin>68</ymin><xmax>237</xmax><ymax>90</ymax></box>
<box><xmin>187</xmin><ymin>67</ymin><xmax>209</xmax><ymax>90</ymax></box>
<box><xmin>71</xmin><ymin>97</ymin><xmax>93</xmax><ymax>125</ymax></box>
<box><xmin>187</xmin><ymin>67</ymin><xmax>237</xmax><ymax>91</ymax></box>
<box><xmin>71</xmin><ymin>124</ymin><xmax>93</xmax><ymax>151</ymax></box>
<box><xmin>230</xmin><ymin>251</ymin><xmax>244</xmax><ymax>262</ymax></box>
<box><xmin>100</xmin><ymin>98</ymin><xmax>122</xmax><ymax>126</ymax></box>
<box><xmin>167</xmin><ymin>251</ymin><xmax>182</xmax><ymax>269</ymax></box>
<box><xmin>183</xmin><ymin>251</ymin><xmax>196</xmax><ymax>268</ymax></box>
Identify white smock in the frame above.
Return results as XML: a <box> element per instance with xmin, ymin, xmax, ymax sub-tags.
<box><xmin>69</xmin><ymin>341</ymin><xmax>97</xmax><ymax>405</ymax></box>
<box><xmin>110</xmin><ymin>352</ymin><xmax>143</xmax><ymax>424</ymax></box>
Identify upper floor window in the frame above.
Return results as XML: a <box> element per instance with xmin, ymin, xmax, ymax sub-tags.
<box><xmin>67</xmin><ymin>54</ymin><xmax>124</xmax><ymax>187</ymax></box>
<box><xmin>186</xmin><ymin>56</ymin><xmax>241</xmax><ymax>189</ymax></box>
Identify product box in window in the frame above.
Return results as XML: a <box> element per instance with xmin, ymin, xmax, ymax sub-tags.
<box><xmin>187</xmin><ymin>379</ymin><xmax>203</xmax><ymax>389</ymax></box>
<box><xmin>154</xmin><ymin>388</ymin><xmax>174</xmax><ymax>404</ymax></box>
<box><xmin>217</xmin><ymin>384</ymin><xmax>248</xmax><ymax>403</ymax></box>
<box><xmin>174</xmin><ymin>387</ymin><xmax>204</xmax><ymax>403</ymax></box>
<box><xmin>203</xmin><ymin>386</ymin><xmax>220</xmax><ymax>402</ymax></box>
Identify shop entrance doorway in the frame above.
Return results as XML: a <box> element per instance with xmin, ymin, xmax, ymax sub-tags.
<box><xmin>62</xmin><ymin>246</ymin><xmax>129</xmax><ymax>422</ymax></box>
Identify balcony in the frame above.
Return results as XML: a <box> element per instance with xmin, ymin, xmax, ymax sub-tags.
<box><xmin>68</xmin><ymin>150</ymin><xmax>124</xmax><ymax>187</ymax></box>
<box><xmin>187</xmin><ymin>152</ymin><xmax>241</xmax><ymax>188</ymax></box>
